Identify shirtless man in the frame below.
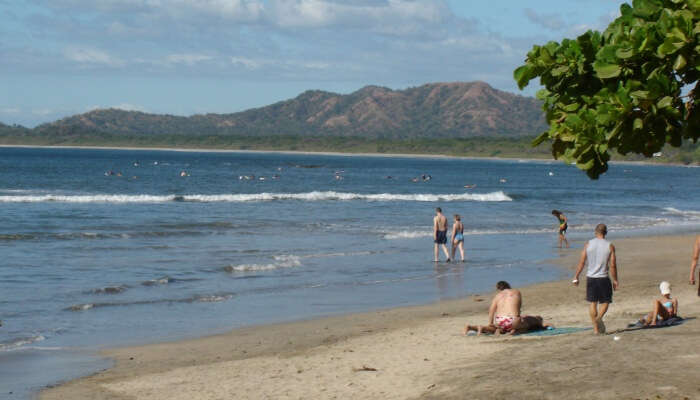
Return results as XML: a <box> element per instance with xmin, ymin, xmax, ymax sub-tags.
<box><xmin>433</xmin><ymin>207</ymin><xmax>451</xmax><ymax>262</ymax></box>
<box><xmin>689</xmin><ymin>235</ymin><xmax>700</xmax><ymax>296</ymax></box>
<box><xmin>464</xmin><ymin>281</ymin><xmax>522</xmax><ymax>335</ymax></box>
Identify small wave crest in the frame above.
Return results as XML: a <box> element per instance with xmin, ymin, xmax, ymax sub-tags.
<box><xmin>141</xmin><ymin>276</ymin><xmax>175</xmax><ymax>286</ymax></box>
<box><xmin>383</xmin><ymin>228</ymin><xmax>553</xmax><ymax>240</ymax></box>
<box><xmin>65</xmin><ymin>292</ymin><xmax>235</xmax><ymax>311</ymax></box>
<box><xmin>663</xmin><ymin>207</ymin><xmax>700</xmax><ymax>218</ymax></box>
<box><xmin>0</xmin><ymin>191</ymin><xmax>512</xmax><ymax>203</ymax></box>
<box><xmin>89</xmin><ymin>285</ymin><xmax>129</xmax><ymax>295</ymax></box>
<box><xmin>384</xmin><ymin>231</ymin><xmax>432</xmax><ymax>240</ymax></box>
<box><xmin>225</xmin><ymin>255</ymin><xmax>302</xmax><ymax>272</ymax></box>
<box><xmin>0</xmin><ymin>335</ymin><xmax>46</xmax><ymax>351</ymax></box>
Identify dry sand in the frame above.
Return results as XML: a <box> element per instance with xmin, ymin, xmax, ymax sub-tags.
<box><xmin>41</xmin><ymin>234</ymin><xmax>700</xmax><ymax>400</ymax></box>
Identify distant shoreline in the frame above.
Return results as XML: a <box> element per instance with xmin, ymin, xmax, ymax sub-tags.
<box><xmin>0</xmin><ymin>143</ymin><xmax>693</xmax><ymax>168</ymax></box>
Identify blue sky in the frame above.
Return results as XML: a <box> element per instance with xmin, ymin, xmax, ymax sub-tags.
<box><xmin>1</xmin><ymin>0</ymin><xmax>624</xmax><ymax>127</ymax></box>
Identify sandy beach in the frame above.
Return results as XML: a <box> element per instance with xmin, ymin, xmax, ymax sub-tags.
<box><xmin>41</xmin><ymin>233</ymin><xmax>700</xmax><ymax>400</ymax></box>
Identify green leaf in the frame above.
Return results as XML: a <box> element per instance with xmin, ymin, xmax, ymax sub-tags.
<box><xmin>593</xmin><ymin>61</ymin><xmax>622</xmax><ymax>79</ymax></box>
<box><xmin>551</xmin><ymin>65</ymin><xmax>569</xmax><ymax>76</ymax></box>
<box><xmin>673</xmin><ymin>54</ymin><xmax>687</xmax><ymax>71</ymax></box>
<box><xmin>630</xmin><ymin>90</ymin><xmax>650</xmax><ymax>99</ymax></box>
<box><xmin>532</xmin><ymin>131</ymin><xmax>550</xmax><ymax>146</ymax></box>
<box><xmin>513</xmin><ymin>65</ymin><xmax>532</xmax><ymax>89</ymax></box>
<box><xmin>576</xmin><ymin>157</ymin><xmax>595</xmax><ymax>170</ymax></box>
<box><xmin>563</xmin><ymin>103</ymin><xmax>580</xmax><ymax>112</ymax></box>
<box><xmin>657</xmin><ymin>38</ymin><xmax>685</xmax><ymax>56</ymax></box>
<box><xmin>615</xmin><ymin>48</ymin><xmax>635</xmax><ymax>59</ymax></box>
<box><xmin>633</xmin><ymin>118</ymin><xmax>643</xmax><ymax>130</ymax></box>
<box><xmin>657</xmin><ymin>96</ymin><xmax>673</xmax><ymax>108</ymax></box>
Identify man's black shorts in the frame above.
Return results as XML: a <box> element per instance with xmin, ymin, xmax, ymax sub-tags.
<box><xmin>586</xmin><ymin>277</ymin><xmax>612</xmax><ymax>303</ymax></box>
<box><xmin>434</xmin><ymin>230</ymin><xmax>447</xmax><ymax>244</ymax></box>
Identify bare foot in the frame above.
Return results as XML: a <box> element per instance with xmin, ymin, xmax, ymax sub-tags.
<box><xmin>477</xmin><ymin>326</ymin><xmax>483</xmax><ymax>336</ymax></box>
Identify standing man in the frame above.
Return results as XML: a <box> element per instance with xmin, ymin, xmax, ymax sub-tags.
<box><xmin>689</xmin><ymin>235</ymin><xmax>700</xmax><ymax>296</ymax></box>
<box><xmin>433</xmin><ymin>207</ymin><xmax>451</xmax><ymax>262</ymax></box>
<box><xmin>572</xmin><ymin>224</ymin><xmax>618</xmax><ymax>334</ymax></box>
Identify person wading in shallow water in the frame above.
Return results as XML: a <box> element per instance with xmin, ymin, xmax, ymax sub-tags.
<box><xmin>433</xmin><ymin>207</ymin><xmax>450</xmax><ymax>262</ymax></box>
<box><xmin>551</xmin><ymin>209</ymin><xmax>570</xmax><ymax>248</ymax></box>
<box><xmin>572</xmin><ymin>224</ymin><xmax>618</xmax><ymax>334</ymax></box>
<box><xmin>450</xmin><ymin>214</ymin><xmax>465</xmax><ymax>262</ymax></box>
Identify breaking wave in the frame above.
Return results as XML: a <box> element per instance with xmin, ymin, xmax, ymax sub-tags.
<box><xmin>383</xmin><ymin>228</ymin><xmax>554</xmax><ymax>240</ymax></box>
<box><xmin>0</xmin><ymin>191</ymin><xmax>512</xmax><ymax>203</ymax></box>
<box><xmin>224</xmin><ymin>255</ymin><xmax>302</xmax><ymax>272</ymax></box>
<box><xmin>663</xmin><ymin>207</ymin><xmax>700</xmax><ymax>218</ymax></box>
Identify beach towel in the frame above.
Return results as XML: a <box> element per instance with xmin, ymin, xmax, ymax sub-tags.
<box><xmin>464</xmin><ymin>327</ymin><xmax>591</xmax><ymax>337</ymax></box>
<box><xmin>625</xmin><ymin>316</ymin><xmax>684</xmax><ymax>330</ymax></box>
<box><xmin>520</xmin><ymin>327</ymin><xmax>591</xmax><ymax>336</ymax></box>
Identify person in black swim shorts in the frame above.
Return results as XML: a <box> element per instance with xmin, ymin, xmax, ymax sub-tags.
<box><xmin>433</xmin><ymin>207</ymin><xmax>450</xmax><ymax>262</ymax></box>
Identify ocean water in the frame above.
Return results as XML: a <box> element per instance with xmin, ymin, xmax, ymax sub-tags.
<box><xmin>1</xmin><ymin>147</ymin><xmax>699</xmax><ymax>397</ymax></box>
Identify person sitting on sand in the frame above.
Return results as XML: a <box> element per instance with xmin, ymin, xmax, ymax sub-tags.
<box><xmin>463</xmin><ymin>281</ymin><xmax>522</xmax><ymax>335</ymax></box>
<box><xmin>640</xmin><ymin>281</ymin><xmax>678</xmax><ymax>326</ymax></box>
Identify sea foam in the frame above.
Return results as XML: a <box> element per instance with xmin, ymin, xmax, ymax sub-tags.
<box><xmin>0</xmin><ymin>191</ymin><xmax>512</xmax><ymax>203</ymax></box>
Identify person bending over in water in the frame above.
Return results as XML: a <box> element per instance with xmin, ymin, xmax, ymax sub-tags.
<box><xmin>551</xmin><ymin>210</ymin><xmax>570</xmax><ymax>248</ymax></box>
<box><xmin>640</xmin><ymin>281</ymin><xmax>678</xmax><ymax>326</ymax></box>
<box><xmin>451</xmin><ymin>214</ymin><xmax>465</xmax><ymax>262</ymax></box>
<box><xmin>433</xmin><ymin>207</ymin><xmax>451</xmax><ymax>262</ymax></box>
<box><xmin>463</xmin><ymin>281</ymin><xmax>522</xmax><ymax>335</ymax></box>
<box><xmin>689</xmin><ymin>235</ymin><xmax>700</xmax><ymax>296</ymax></box>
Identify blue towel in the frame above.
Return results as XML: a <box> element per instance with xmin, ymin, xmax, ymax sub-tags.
<box><xmin>521</xmin><ymin>327</ymin><xmax>592</xmax><ymax>336</ymax></box>
<box><xmin>626</xmin><ymin>316</ymin><xmax>684</xmax><ymax>330</ymax></box>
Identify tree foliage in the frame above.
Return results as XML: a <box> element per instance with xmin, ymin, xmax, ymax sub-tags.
<box><xmin>515</xmin><ymin>0</ymin><xmax>700</xmax><ymax>178</ymax></box>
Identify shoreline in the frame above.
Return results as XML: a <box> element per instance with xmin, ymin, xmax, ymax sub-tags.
<box><xmin>41</xmin><ymin>233</ymin><xmax>700</xmax><ymax>399</ymax></box>
<box><xmin>1</xmin><ymin>143</ymin><xmax>695</xmax><ymax>168</ymax></box>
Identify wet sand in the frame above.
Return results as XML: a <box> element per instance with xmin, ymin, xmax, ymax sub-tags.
<box><xmin>41</xmin><ymin>234</ymin><xmax>700</xmax><ymax>400</ymax></box>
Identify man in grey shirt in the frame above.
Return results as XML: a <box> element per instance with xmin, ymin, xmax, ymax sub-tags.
<box><xmin>572</xmin><ymin>224</ymin><xmax>618</xmax><ymax>334</ymax></box>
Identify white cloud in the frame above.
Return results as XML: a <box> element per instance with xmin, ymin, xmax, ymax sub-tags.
<box><xmin>0</xmin><ymin>107</ymin><xmax>20</xmax><ymax>114</ymax></box>
<box><xmin>86</xmin><ymin>103</ymin><xmax>147</xmax><ymax>112</ymax></box>
<box><xmin>268</xmin><ymin>0</ymin><xmax>451</xmax><ymax>31</ymax></box>
<box><xmin>113</xmin><ymin>103</ymin><xmax>147</xmax><ymax>111</ymax></box>
<box><xmin>64</xmin><ymin>47</ymin><xmax>124</xmax><ymax>67</ymax></box>
<box><xmin>31</xmin><ymin>108</ymin><xmax>55</xmax><ymax>116</ymax></box>
<box><xmin>230</xmin><ymin>56</ymin><xmax>263</xmax><ymax>70</ymax></box>
<box><xmin>165</xmin><ymin>53</ymin><xmax>213</xmax><ymax>66</ymax></box>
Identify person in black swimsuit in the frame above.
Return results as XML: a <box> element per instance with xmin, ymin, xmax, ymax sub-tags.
<box><xmin>552</xmin><ymin>209</ymin><xmax>570</xmax><ymax>248</ymax></box>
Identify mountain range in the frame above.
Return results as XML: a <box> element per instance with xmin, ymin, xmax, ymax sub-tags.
<box><xmin>9</xmin><ymin>81</ymin><xmax>546</xmax><ymax>139</ymax></box>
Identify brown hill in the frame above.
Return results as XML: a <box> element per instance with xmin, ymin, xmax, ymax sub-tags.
<box><xmin>33</xmin><ymin>82</ymin><xmax>546</xmax><ymax>138</ymax></box>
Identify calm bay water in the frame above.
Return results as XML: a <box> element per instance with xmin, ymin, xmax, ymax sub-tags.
<box><xmin>1</xmin><ymin>146</ymin><xmax>699</xmax><ymax>397</ymax></box>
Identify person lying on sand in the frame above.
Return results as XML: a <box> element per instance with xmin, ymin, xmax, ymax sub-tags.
<box><xmin>640</xmin><ymin>281</ymin><xmax>678</xmax><ymax>326</ymax></box>
<box><xmin>464</xmin><ymin>315</ymin><xmax>552</xmax><ymax>336</ymax></box>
